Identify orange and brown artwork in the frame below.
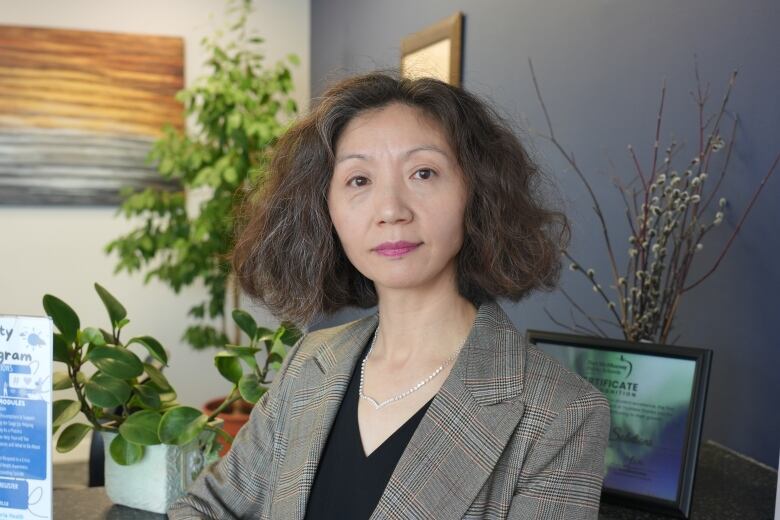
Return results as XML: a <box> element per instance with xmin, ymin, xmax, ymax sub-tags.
<box><xmin>0</xmin><ymin>25</ymin><xmax>184</xmax><ymax>205</ymax></box>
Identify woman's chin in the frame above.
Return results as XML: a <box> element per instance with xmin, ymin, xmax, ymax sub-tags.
<box><xmin>369</xmin><ymin>271</ymin><xmax>453</xmax><ymax>294</ymax></box>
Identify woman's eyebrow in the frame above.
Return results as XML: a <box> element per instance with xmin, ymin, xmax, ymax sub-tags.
<box><xmin>335</xmin><ymin>145</ymin><xmax>451</xmax><ymax>165</ymax></box>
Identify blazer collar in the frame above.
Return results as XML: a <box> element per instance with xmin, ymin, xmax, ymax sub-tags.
<box><xmin>275</xmin><ymin>300</ymin><xmax>528</xmax><ymax>519</ymax></box>
<box><xmin>310</xmin><ymin>299</ymin><xmax>526</xmax><ymax>406</ymax></box>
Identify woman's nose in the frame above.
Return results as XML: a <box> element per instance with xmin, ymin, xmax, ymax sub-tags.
<box><xmin>374</xmin><ymin>181</ymin><xmax>413</xmax><ymax>224</ymax></box>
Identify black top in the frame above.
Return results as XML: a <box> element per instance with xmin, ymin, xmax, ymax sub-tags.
<box><xmin>304</xmin><ymin>337</ymin><xmax>435</xmax><ymax>519</ymax></box>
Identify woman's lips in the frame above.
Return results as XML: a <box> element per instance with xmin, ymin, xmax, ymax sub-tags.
<box><xmin>374</xmin><ymin>242</ymin><xmax>421</xmax><ymax>257</ymax></box>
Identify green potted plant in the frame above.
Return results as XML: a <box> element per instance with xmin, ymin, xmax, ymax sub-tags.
<box><xmin>105</xmin><ymin>0</ymin><xmax>300</xmax><ymax>351</ymax></box>
<box><xmin>204</xmin><ymin>309</ymin><xmax>302</xmax><ymax>455</ymax></box>
<box><xmin>47</xmin><ymin>283</ymin><xmax>228</xmax><ymax>513</ymax></box>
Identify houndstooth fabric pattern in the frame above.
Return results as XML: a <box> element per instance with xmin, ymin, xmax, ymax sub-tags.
<box><xmin>168</xmin><ymin>300</ymin><xmax>611</xmax><ymax>519</ymax></box>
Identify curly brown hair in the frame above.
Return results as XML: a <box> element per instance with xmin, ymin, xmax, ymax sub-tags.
<box><xmin>232</xmin><ymin>69</ymin><xmax>570</xmax><ymax>327</ymax></box>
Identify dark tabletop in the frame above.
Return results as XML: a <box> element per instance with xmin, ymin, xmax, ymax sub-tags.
<box><xmin>598</xmin><ymin>440</ymin><xmax>777</xmax><ymax>519</ymax></box>
<box><xmin>53</xmin><ymin>486</ymin><xmax>164</xmax><ymax>519</ymax></box>
<box><xmin>53</xmin><ymin>440</ymin><xmax>777</xmax><ymax>519</ymax></box>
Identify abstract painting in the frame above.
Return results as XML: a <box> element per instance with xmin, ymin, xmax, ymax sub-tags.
<box><xmin>0</xmin><ymin>25</ymin><xmax>184</xmax><ymax>205</ymax></box>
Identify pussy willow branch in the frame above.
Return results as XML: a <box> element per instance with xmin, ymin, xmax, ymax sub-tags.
<box><xmin>683</xmin><ymin>152</ymin><xmax>779</xmax><ymax>293</ymax></box>
<box><xmin>562</xmin><ymin>250</ymin><xmax>624</xmax><ymax>326</ymax></box>
<box><xmin>637</xmin><ymin>144</ymin><xmax>681</xmax><ymax>333</ymax></box>
<box><xmin>635</xmin><ymin>85</ymin><xmax>674</xmax><ymax>325</ymax></box>
<box><xmin>611</xmin><ymin>140</ymin><xmax>686</xmax><ymax>326</ymax></box>
<box><xmin>657</xmin><ymin>156</ymin><xmax>702</xmax><ymax>335</ymax></box>
<box><xmin>560</xmin><ymin>286</ymin><xmax>609</xmax><ymax>336</ymax></box>
<box><xmin>656</xmin><ymin>68</ymin><xmax>737</xmax><ymax>341</ymax></box>
<box><xmin>569</xmin><ymin>308</ymin><xmax>600</xmax><ymax>336</ymax></box>
<box><xmin>529</xmin><ymin>58</ymin><xmax>621</xmax><ymax>288</ymax></box>
<box><xmin>543</xmin><ymin>307</ymin><xmax>581</xmax><ymax>335</ymax></box>
<box><xmin>613</xmin><ymin>176</ymin><xmax>638</xmax><ymax>323</ymax></box>
<box><xmin>701</xmin><ymin>115</ymin><xmax>738</xmax><ymax>213</ymax></box>
<box><xmin>629</xmin><ymin>63</ymin><xmax>736</xmax><ymax>341</ymax></box>
<box><xmin>529</xmin><ymin>58</ymin><xmax>776</xmax><ymax>344</ymax></box>
<box><xmin>543</xmin><ymin>307</ymin><xmax>600</xmax><ymax>336</ymax></box>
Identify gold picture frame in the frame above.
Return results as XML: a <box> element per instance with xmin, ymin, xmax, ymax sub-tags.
<box><xmin>400</xmin><ymin>12</ymin><xmax>463</xmax><ymax>87</ymax></box>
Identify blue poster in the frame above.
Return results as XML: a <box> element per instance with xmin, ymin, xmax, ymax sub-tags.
<box><xmin>0</xmin><ymin>316</ymin><xmax>52</xmax><ymax>520</ymax></box>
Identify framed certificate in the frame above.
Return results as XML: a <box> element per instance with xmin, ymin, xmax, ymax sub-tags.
<box><xmin>527</xmin><ymin>329</ymin><xmax>712</xmax><ymax>519</ymax></box>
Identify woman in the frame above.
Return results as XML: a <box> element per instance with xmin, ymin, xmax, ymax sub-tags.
<box><xmin>168</xmin><ymin>70</ymin><xmax>610</xmax><ymax>519</ymax></box>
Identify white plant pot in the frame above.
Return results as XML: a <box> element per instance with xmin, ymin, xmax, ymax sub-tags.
<box><xmin>100</xmin><ymin>429</ymin><xmax>219</xmax><ymax>514</ymax></box>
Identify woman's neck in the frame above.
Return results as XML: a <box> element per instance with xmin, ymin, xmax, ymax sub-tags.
<box><xmin>372</xmin><ymin>288</ymin><xmax>478</xmax><ymax>368</ymax></box>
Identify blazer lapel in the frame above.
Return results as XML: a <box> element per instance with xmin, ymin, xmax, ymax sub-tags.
<box><xmin>273</xmin><ymin>300</ymin><xmax>527</xmax><ymax>520</ymax></box>
<box><xmin>369</xmin><ymin>301</ymin><xmax>527</xmax><ymax>519</ymax></box>
<box><xmin>272</xmin><ymin>312</ymin><xmax>379</xmax><ymax>519</ymax></box>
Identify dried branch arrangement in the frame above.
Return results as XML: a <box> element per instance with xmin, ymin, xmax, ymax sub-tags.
<box><xmin>528</xmin><ymin>58</ymin><xmax>778</xmax><ymax>344</ymax></box>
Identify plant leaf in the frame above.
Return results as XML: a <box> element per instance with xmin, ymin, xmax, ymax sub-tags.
<box><xmin>279</xmin><ymin>323</ymin><xmax>302</xmax><ymax>345</ymax></box>
<box><xmin>143</xmin><ymin>363</ymin><xmax>172</xmax><ymax>391</ymax></box>
<box><xmin>132</xmin><ymin>384</ymin><xmax>162</xmax><ymax>410</ymax></box>
<box><xmin>127</xmin><ymin>336</ymin><xmax>168</xmax><ymax>365</ymax></box>
<box><xmin>56</xmin><ymin>423</ymin><xmax>92</xmax><ymax>453</ymax></box>
<box><xmin>52</xmin><ymin>333</ymin><xmax>70</xmax><ymax>363</ymax></box>
<box><xmin>81</xmin><ymin>327</ymin><xmax>107</xmax><ymax>347</ymax></box>
<box><xmin>237</xmin><ymin>374</ymin><xmax>266</xmax><ymax>404</ymax></box>
<box><xmin>158</xmin><ymin>388</ymin><xmax>177</xmax><ymax>403</ymax></box>
<box><xmin>214</xmin><ymin>351</ymin><xmax>243</xmax><ymax>384</ymax></box>
<box><xmin>43</xmin><ymin>294</ymin><xmax>80</xmax><ymax>344</ymax></box>
<box><xmin>231</xmin><ymin>309</ymin><xmax>257</xmax><ymax>339</ymax></box>
<box><xmin>267</xmin><ymin>338</ymin><xmax>286</xmax><ymax>364</ymax></box>
<box><xmin>85</xmin><ymin>372</ymin><xmax>132</xmax><ymax>408</ymax></box>
<box><xmin>224</xmin><ymin>345</ymin><xmax>261</xmax><ymax>356</ymax></box>
<box><xmin>94</xmin><ymin>283</ymin><xmax>128</xmax><ymax>327</ymax></box>
<box><xmin>270</xmin><ymin>338</ymin><xmax>286</xmax><ymax>358</ymax></box>
<box><xmin>52</xmin><ymin>399</ymin><xmax>81</xmax><ymax>427</ymax></box>
<box><xmin>99</xmin><ymin>328</ymin><xmax>114</xmax><ymax>344</ymax></box>
<box><xmin>52</xmin><ymin>371</ymin><xmax>72</xmax><ymax>390</ymax></box>
<box><xmin>158</xmin><ymin>406</ymin><xmax>208</xmax><ymax>446</ymax></box>
<box><xmin>109</xmin><ymin>434</ymin><xmax>144</xmax><ymax>465</ymax></box>
<box><xmin>224</xmin><ymin>345</ymin><xmax>259</xmax><ymax>370</ymax></box>
<box><xmin>119</xmin><ymin>410</ymin><xmax>162</xmax><ymax>445</ymax></box>
<box><xmin>87</xmin><ymin>346</ymin><xmax>144</xmax><ymax>379</ymax></box>
<box><xmin>256</xmin><ymin>327</ymin><xmax>274</xmax><ymax>346</ymax></box>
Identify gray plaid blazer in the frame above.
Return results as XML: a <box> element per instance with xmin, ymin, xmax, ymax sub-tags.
<box><xmin>168</xmin><ymin>300</ymin><xmax>611</xmax><ymax>519</ymax></box>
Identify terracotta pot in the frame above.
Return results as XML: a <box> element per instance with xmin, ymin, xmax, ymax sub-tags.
<box><xmin>203</xmin><ymin>396</ymin><xmax>253</xmax><ymax>456</ymax></box>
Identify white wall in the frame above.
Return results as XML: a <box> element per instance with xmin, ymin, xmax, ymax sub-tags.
<box><xmin>0</xmin><ymin>0</ymin><xmax>310</xmax><ymax>463</ymax></box>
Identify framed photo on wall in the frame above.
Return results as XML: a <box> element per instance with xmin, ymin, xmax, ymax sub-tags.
<box><xmin>400</xmin><ymin>12</ymin><xmax>463</xmax><ymax>86</ymax></box>
<box><xmin>527</xmin><ymin>329</ymin><xmax>712</xmax><ymax>519</ymax></box>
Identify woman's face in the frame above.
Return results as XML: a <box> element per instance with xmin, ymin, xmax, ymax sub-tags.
<box><xmin>327</xmin><ymin>102</ymin><xmax>468</xmax><ymax>297</ymax></box>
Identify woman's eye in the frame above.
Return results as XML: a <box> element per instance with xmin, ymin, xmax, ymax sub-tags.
<box><xmin>413</xmin><ymin>168</ymin><xmax>436</xmax><ymax>180</ymax></box>
<box><xmin>347</xmin><ymin>175</ymin><xmax>369</xmax><ymax>187</ymax></box>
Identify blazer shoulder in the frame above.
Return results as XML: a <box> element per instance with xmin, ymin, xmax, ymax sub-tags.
<box><xmin>284</xmin><ymin>314</ymin><xmax>374</xmax><ymax>372</ymax></box>
<box><xmin>522</xmin><ymin>339</ymin><xmax>609</xmax><ymax>413</ymax></box>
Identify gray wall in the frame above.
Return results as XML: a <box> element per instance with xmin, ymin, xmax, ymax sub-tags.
<box><xmin>310</xmin><ymin>0</ymin><xmax>780</xmax><ymax>469</ymax></box>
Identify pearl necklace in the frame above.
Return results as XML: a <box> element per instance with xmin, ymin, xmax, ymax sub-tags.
<box><xmin>359</xmin><ymin>323</ymin><xmax>463</xmax><ymax>410</ymax></box>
